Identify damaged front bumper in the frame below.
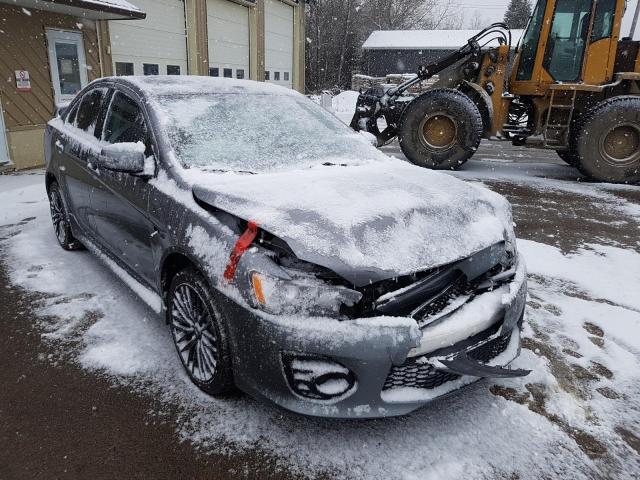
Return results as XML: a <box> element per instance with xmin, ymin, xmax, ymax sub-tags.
<box><xmin>220</xmin><ymin>257</ymin><xmax>528</xmax><ymax>419</ymax></box>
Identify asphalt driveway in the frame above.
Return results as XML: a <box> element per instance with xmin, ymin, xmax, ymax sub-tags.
<box><xmin>1</xmin><ymin>143</ymin><xmax>639</xmax><ymax>479</ymax></box>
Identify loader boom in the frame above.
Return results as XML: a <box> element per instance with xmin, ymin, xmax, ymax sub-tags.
<box><xmin>350</xmin><ymin>23</ymin><xmax>512</xmax><ymax>145</ymax></box>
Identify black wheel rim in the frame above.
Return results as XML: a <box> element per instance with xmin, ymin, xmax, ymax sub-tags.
<box><xmin>170</xmin><ymin>284</ymin><xmax>219</xmax><ymax>383</ymax></box>
<box><xmin>49</xmin><ymin>189</ymin><xmax>68</xmax><ymax>245</ymax></box>
<box><xmin>599</xmin><ymin>123</ymin><xmax>640</xmax><ymax>166</ymax></box>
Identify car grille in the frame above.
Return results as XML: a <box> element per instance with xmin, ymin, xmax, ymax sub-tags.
<box><xmin>382</xmin><ymin>333</ymin><xmax>512</xmax><ymax>391</ymax></box>
<box><xmin>411</xmin><ymin>274</ymin><xmax>474</xmax><ymax>325</ymax></box>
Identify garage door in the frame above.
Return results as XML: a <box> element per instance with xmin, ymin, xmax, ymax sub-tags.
<box><xmin>265</xmin><ymin>0</ymin><xmax>293</xmax><ymax>88</ymax></box>
<box><xmin>110</xmin><ymin>0</ymin><xmax>188</xmax><ymax>77</ymax></box>
<box><xmin>207</xmin><ymin>0</ymin><xmax>250</xmax><ymax>80</ymax></box>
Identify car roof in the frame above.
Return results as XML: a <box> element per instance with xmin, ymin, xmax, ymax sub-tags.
<box><xmin>99</xmin><ymin>75</ymin><xmax>300</xmax><ymax>99</ymax></box>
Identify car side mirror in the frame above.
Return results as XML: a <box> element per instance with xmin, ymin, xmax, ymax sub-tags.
<box><xmin>97</xmin><ymin>142</ymin><xmax>148</xmax><ymax>175</ymax></box>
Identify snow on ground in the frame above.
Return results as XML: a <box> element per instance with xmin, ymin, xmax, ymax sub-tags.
<box><xmin>1</xmin><ymin>166</ymin><xmax>640</xmax><ymax>479</ymax></box>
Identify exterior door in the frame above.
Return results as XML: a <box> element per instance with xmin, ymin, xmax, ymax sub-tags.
<box><xmin>55</xmin><ymin>87</ymin><xmax>109</xmax><ymax>236</ymax></box>
<box><xmin>92</xmin><ymin>90</ymin><xmax>157</xmax><ymax>286</ymax></box>
<box><xmin>542</xmin><ymin>0</ymin><xmax>594</xmax><ymax>83</ymax></box>
<box><xmin>46</xmin><ymin>29</ymin><xmax>89</xmax><ymax>105</ymax></box>
<box><xmin>0</xmin><ymin>100</ymin><xmax>9</xmax><ymax>165</ymax></box>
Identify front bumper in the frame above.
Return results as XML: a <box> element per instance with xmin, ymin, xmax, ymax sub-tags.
<box><xmin>219</xmin><ymin>258</ymin><xmax>528</xmax><ymax>419</ymax></box>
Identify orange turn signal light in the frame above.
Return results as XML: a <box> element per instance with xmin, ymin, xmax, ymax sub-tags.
<box><xmin>251</xmin><ymin>273</ymin><xmax>266</xmax><ymax>305</ymax></box>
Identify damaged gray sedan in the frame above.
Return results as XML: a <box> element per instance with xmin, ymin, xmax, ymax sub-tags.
<box><xmin>45</xmin><ymin>76</ymin><xmax>529</xmax><ymax>418</ymax></box>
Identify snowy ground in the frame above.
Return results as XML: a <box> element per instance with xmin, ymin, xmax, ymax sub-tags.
<box><xmin>2</xmin><ymin>145</ymin><xmax>640</xmax><ymax>478</ymax></box>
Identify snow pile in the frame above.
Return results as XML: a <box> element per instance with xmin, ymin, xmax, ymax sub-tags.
<box><xmin>332</xmin><ymin>91</ymin><xmax>360</xmax><ymax>114</ymax></box>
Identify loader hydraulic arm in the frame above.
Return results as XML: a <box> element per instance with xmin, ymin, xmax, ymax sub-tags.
<box><xmin>383</xmin><ymin>23</ymin><xmax>511</xmax><ymax>102</ymax></box>
<box><xmin>351</xmin><ymin>23</ymin><xmax>511</xmax><ymax>146</ymax></box>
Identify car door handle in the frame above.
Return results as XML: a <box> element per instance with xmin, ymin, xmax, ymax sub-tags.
<box><xmin>55</xmin><ymin>139</ymin><xmax>65</xmax><ymax>153</ymax></box>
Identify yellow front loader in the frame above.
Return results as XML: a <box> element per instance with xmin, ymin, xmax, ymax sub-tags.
<box><xmin>351</xmin><ymin>0</ymin><xmax>640</xmax><ymax>183</ymax></box>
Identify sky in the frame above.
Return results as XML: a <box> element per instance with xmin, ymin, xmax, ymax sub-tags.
<box><xmin>449</xmin><ymin>0</ymin><xmax>639</xmax><ymax>38</ymax></box>
<box><xmin>447</xmin><ymin>0</ymin><xmax>511</xmax><ymax>27</ymax></box>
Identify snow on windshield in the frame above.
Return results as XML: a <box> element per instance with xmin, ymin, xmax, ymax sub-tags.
<box><xmin>155</xmin><ymin>93</ymin><xmax>385</xmax><ymax>172</ymax></box>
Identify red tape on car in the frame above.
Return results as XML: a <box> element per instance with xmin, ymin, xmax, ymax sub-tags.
<box><xmin>224</xmin><ymin>221</ymin><xmax>259</xmax><ymax>283</ymax></box>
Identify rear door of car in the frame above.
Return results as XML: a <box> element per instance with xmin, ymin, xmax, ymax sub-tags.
<box><xmin>92</xmin><ymin>88</ymin><xmax>158</xmax><ymax>286</ymax></box>
<box><xmin>55</xmin><ymin>87</ymin><xmax>109</xmax><ymax>237</ymax></box>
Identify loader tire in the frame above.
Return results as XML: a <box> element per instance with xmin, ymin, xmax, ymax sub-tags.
<box><xmin>556</xmin><ymin>149</ymin><xmax>580</xmax><ymax>167</ymax></box>
<box><xmin>574</xmin><ymin>96</ymin><xmax>640</xmax><ymax>184</ymax></box>
<box><xmin>398</xmin><ymin>89</ymin><xmax>483</xmax><ymax>170</ymax></box>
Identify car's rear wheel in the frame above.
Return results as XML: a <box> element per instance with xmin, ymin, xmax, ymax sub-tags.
<box><xmin>48</xmin><ymin>182</ymin><xmax>83</xmax><ymax>251</ymax></box>
<box><xmin>168</xmin><ymin>268</ymin><xmax>234</xmax><ymax>395</ymax></box>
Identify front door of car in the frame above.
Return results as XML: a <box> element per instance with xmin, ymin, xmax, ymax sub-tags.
<box><xmin>92</xmin><ymin>90</ymin><xmax>158</xmax><ymax>286</ymax></box>
<box><xmin>56</xmin><ymin>87</ymin><xmax>108</xmax><ymax>236</ymax></box>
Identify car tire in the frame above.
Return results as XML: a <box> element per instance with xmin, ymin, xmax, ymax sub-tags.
<box><xmin>398</xmin><ymin>88</ymin><xmax>483</xmax><ymax>170</ymax></box>
<box><xmin>48</xmin><ymin>181</ymin><xmax>84</xmax><ymax>251</ymax></box>
<box><xmin>574</xmin><ymin>96</ymin><xmax>640</xmax><ymax>183</ymax></box>
<box><xmin>168</xmin><ymin>267</ymin><xmax>235</xmax><ymax>396</ymax></box>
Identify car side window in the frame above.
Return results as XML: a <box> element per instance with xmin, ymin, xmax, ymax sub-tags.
<box><xmin>103</xmin><ymin>91</ymin><xmax>151</xmax><ymax>155</ymax></box>
<box><xmin>65</xmin><ymin>102</ymin><xmax>79</xmax><ymax>125</ymax></box>
<box><xmin>74</xmin><ymin>88</ymin><xmax>108</xmax><ymax>138</ymax></box>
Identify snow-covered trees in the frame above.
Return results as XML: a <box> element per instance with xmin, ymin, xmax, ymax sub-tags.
<box><xmin>305</xmin><ymin>0</ymin><xmax>459</xmax><ymax>92</ymax></box>
<box><xmin>503</xmin><ymin>0</ymin><xmax>532</xmax><ymax>29</ymax></box>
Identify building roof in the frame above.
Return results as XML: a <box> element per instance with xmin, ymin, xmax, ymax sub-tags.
<box><xmin>362</xmin><ymin>29</ymin><xmax>525</xmax><ymax>51</ymax></box>
<box><xmin>0</xmin><ymin>0</ymin><xmax>145</xmax><ymax>20</ymax></box>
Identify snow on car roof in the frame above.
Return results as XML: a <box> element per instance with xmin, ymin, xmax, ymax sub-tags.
<box><xmin>362</xmin><ymin>29</ymin><xmax>525</xmax><ymax>50</ymax></box>
<box><xmin>123</xmin><ymin>76</ymin><xmax>300</xmax><ymax>97</ymax></box>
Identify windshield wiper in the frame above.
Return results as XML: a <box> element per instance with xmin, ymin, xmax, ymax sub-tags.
<box><xmin>199</xmin><ymin>167</ymin><xmax>257</xmax><ymax>175</ymax></box>
<box><xmin>321</xmin><ymin>162</ymin><xmax>348</xmax><ymax>167</ymax></box>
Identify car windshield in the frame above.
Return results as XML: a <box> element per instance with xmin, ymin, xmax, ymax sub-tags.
<box><xmin>155</xmin><ymin>93</ymin><xmax>383</xmax><ymax>173</ymax></box>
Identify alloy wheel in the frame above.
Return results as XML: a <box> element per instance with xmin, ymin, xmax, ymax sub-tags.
<box><xmin>170</xmin><ymin>283</ymin><xmax>219</xmax><ymax>383</ymax></box>
<box><xmin>49</xmin><ymin>188</ymin><xmax>68</xmax><ymax>245</ymax></box>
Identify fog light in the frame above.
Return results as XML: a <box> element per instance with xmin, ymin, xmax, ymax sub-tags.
<box><xmin>282</xmin><ymin>354</ymin><xmax>357</xmax><ymax>401</ymax></box>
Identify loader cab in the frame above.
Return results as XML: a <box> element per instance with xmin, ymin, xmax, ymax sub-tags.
<box><xmin>510</xmin><ymin>0</ymin><xmax>625</xmax><ymax>94</ymax></box>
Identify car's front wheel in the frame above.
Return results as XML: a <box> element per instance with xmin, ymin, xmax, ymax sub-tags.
<box><xmin>48</xmin><ymin>181</ymin><xmax>83</xmax><ymax>251</ymax></box>
<box><xmin>168</xmin><ymin>268</ymin><xmax>235</xmax><ymax>395</ymax></box>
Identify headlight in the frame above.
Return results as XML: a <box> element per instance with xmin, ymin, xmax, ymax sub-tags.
<box><xmin>248</xmin><ymin>271</ymin><xmax>362</xmax><ymax>317</ymax></box>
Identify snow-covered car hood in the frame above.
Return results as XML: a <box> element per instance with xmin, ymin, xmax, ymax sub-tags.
<box><xmin>192</xmin><ymin>160</ymin><xmax>514</xmax><ymax>286</ymax></box>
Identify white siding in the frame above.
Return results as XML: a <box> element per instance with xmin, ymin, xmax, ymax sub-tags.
<box><xmin>265</xmin><ymin>0</ymin><xmax>293</xmax><ymax>88</ymax></box>
<box><xmin>207</xmin><ymin>0</ymin><xmax>250</xmax><ymax>79</ymax></box>
<box><xmin>109</xmin><ymin>0</ymin><xmax>188</xmax><ymax>76</ymax></box>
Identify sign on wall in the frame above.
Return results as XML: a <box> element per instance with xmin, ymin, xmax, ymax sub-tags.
<box><xmin>15</xmin><ymin>70</ymin><xmax>31</xmax><ymax>92</ymax></box>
